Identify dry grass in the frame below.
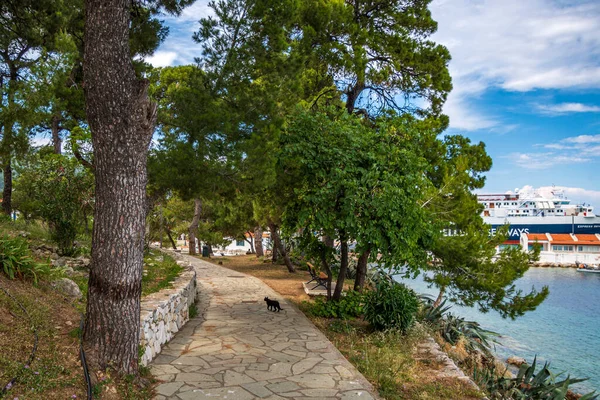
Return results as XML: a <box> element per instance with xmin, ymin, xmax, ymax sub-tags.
<box><xmin>205</xmin><ymin>255</ymin><xmax>312</xmax><ymax>303</ymax></box>
<box><xmin>0</xmin><ymin>274</ymin><xmax>86</xmax><ymax>399</ymax></box>
<box><xmin>207</xmin><ymin>254</ymin><xmax>483</xmax><ymax>400</ymax></box>
<box><xmin>0</xmin><ymin>223</ymin><xmax>156</xmax><ymax>399</ymax></box>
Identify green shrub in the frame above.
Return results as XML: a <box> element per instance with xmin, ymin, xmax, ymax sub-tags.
<box><xmin>418</xmin><ymin>294</ymin><xmax>497</xmax><ymax>356</ymax></box>
<box><xmin>0</xmin><ymin>234</ymin><xmax>54</xmax><ymax>284</ymax></box>
<box><xmin>474</xmin><ymin>356</ymin><xmax>598</xmax><ymax>400</ymax></box>
<box><xmin>13</xmin><ymin>154</ymin><xmax>94</xmax><ymax>256</ymax></box>
<box><xmin>307</xmin><ymin>290</ymin><xmax>366</xmax><ymax>319</ymax></box>
<box><xmin>439</xmin><ymin>313</ymin><xmax>497</xmax><ymax>356</ymax></box>
<box><xmin>364</xmin><ymin>281</ymin><xmax>419</xmax><ymax>332</ymax></box>
<box><xmin>417</xmin><ymin>294</ymin><xmax>452</xmax><ymax>324</ymax></box>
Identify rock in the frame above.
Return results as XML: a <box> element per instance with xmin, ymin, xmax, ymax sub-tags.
<box><xmin>507</xmin><ymin>356</ymin><xmax>526</xmax><ymax>367</ymax></box>
<box><xmin>53</xmin><ymin>257</ymin><xmax>68</xmax><ymax>267</ymax></box>
<box><xmin>52</xmin><ymin>278</ymin><xmax>83</xmax><ymax>300</ymax></box>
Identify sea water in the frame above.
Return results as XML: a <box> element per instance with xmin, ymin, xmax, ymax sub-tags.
<box><xmin>396</xmin><ymin>267</ymin><xmax>600</xmax><ymax>393</ymax></box>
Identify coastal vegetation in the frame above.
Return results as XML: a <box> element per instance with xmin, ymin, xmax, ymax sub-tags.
<box><xmin>0</xmin><ymin>0</ymin><xmax>589</xmax><ymax>398</ymax></box>
<box><xmin>213</xmin><ymin>255</ymin><xmax>597</xmax><ymax>399</ymax></box>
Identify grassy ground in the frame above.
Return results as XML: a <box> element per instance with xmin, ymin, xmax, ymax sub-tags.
<box><xmin>142</xmin><ymin>249</ymin><xmax>184</xmax><ymax>296</ymax></box>
<box><xmin>0</xmin><ymin>222</ymin><xmax>187</xmax><ymax>399</ymax></box>
<box><xmin>210</xmin><ymin>254</ymin><xmax>483</xmax><ymax>400</ymax></box>
<box><xmin>0</xmin><ymin>274</ymin><xmax>86</xmax><ymax>399</ymax></box>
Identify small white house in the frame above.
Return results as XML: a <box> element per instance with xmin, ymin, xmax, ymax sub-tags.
<box><xmin>520</xmin><ymin>232</ymin><xmax>600</xmax><ymax>266</ymax></box>
<box><xmin>214</xmin><ymin>232</ymin><xmax>272</xmax><ymax>256</ymax></box>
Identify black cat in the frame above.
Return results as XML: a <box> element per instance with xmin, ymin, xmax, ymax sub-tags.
<box><xmin>264</xmin><ymin>297</ymin><xmax>283</xmax><ymax>312</ymax></box>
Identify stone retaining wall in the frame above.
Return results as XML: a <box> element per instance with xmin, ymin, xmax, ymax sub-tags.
<box><xmin>139</xmin><ymin>252</ymin><xmax>198</xmax><ymax>366</ymax></box>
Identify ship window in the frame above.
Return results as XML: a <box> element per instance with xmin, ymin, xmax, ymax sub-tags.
<box><xmin>578</xmin><ymin>245</ymin><xmax>600</xmax><ymax>253</ymax></box>
<box><xmin>553</xmin><ymin>245</ymin><xmax>574</xmax><ymax>252</ymax></box>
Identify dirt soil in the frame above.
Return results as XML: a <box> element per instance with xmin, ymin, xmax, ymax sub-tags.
<box><xmin>204</xmin><ymin>255</ymin><xmax>312</xmax><ymax>303</ymax></box>
<box><xmin>0</xmin><ymin>274</ymin><xmax>87</xmax><ymax>399</ymax></box>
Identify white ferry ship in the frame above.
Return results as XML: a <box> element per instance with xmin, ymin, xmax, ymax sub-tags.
<box><xmin>478</xmin><ymin>188</ymin><xmax>600</xmax><ymax>239</ymax></box>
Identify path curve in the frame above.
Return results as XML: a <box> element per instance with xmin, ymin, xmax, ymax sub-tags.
<box><xmin>151</xmin><ymin>254</ymin><xmax>379</xmax><ymax>400</ymax></box>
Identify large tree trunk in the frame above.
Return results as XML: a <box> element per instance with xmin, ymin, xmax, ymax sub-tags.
<box><xmin>2</xmin><ymin>161</ymin><xmax>12</xmax><ymax>216</ymax></box>
<box><xmin>188</xmin><ymin>198</ymin><xmax>201</xmax><ymax>255</ymax></box>
<box><xmin>269</xmin><ymin>224</ymin><xmax>279</xmax><ymax>262</ymax></box>
<box><xmin>333</xmin><ymin>235</ymin><xmax>348</xmax><ymax>301</ymax></box>
<box><xmin>254</xmin><ymin>226</ymin><xmax>264</xmax><ymax>257</ymax></box>
<box><xmin>244</xmin><ymin>231</ymin><xmax>255</xmax><ymax>254</ymax></box>
<box><xmin>354</xmin><ymin>248</ymin><xmax>371</xmax><ymax>292</ymax></box>
<box><xmin>1</xmin><ymin>68</ymin><xmax>17</xmax><ymax>216</ymax></box>
<box><xmin>51</xmin><ymin>113</ymin><xmax>62</xmax><ymax>154</ymax></box>
<box><xmin>83</xmin><ymin>0</ymin><xmax>156</xmax><ymax>375</ymax></box>
<box><xmin>269</xmin><ymin>222</ymin><xmax>295</xmax><ymax>272</ymax></box>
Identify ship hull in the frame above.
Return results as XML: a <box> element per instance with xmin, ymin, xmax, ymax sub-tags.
<box><xmin>484</xmin><ymin>216</ymin><xmax>600</xmax><ymax>239</ymax></box>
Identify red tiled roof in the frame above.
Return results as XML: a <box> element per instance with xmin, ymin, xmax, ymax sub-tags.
<box><xmin>550</xmin><ymin>234</ymin><xmax>574</xmax><ymax>242</ymax></box>
<box><xmin>575</xmin><ymin>234</ymin><xmax>600</xmax><ymax>244</ymax></box>
<box><xmin>528</xmin><ymin>233</ymin><xmax>548</xmax><ymax>241</ymax></box>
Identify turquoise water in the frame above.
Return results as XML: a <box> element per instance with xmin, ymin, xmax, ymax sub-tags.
<box><xmin>396</xmin><ymin>268</ymin><xmax>600</xmax><ymax>394</ymax></box>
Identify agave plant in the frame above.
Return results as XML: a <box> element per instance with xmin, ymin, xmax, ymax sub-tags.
<box><xmin>418</xmin><ymin>294</ymin><xmax>453</xmax><ymax>324</ymax></box>
<box><xmin>474</xmin><ymin>357</ymin><xmax>598</xmax><ymax>400</ymax></box>
<box><xmin>438</xmin><ymin>313</ymin><xmax>498</xmax><ymax>356</ymax></box>
<box><xmin>417</xmin><ymin>294</ymin><xmax>497</xmax><ymax>356</ymax></box>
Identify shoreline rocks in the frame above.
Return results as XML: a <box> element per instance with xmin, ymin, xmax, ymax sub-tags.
<box><xmin>507</xmin><ymin>356</ymin><xmax>526</xmax><ymax>367</ymax></box>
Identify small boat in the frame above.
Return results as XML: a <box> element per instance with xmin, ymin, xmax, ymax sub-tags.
<box><xmin>576</xmin><ymin>262</ymin><xmax>600</xmax><ymax>273</ymax></box>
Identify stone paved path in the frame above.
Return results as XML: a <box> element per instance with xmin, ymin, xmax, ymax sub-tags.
<box><xmin>151</xmin><ymin>254</ymin><xmax>379</xmax><ymax>400</ymax></box>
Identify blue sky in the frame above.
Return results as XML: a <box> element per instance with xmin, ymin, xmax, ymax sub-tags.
<box><xmin>145</xmin><ymin>0</ymin><xmax>600</xmax><ymax>205</ymax></box>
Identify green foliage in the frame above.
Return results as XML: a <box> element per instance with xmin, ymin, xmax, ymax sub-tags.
<box><xmin>306</xmin><ymin>290</ymin><xmax>366</xmax><ymax>319</ymax></box>
<box><xmin>281</xmin><ymin>109</ymin><xmax>432</xmax><ymax>275</ymax></box>
<box><xmin>417</xmin><ymin>130</ymin><xmax>547</xmax><ymax>319</ymax></box>
<box><xmin>419</xmin><ymin>295</ymin><xmax>497</xmax><ymax>356</ymax></box>
<box><xmin>189</xmin><ymin>302</ymin><xmax>199</xmax><ymax>319</ymax></box>
<box><xmin>141</xmin><ymin>250</ymin><xmax>184</xmax><ymax>296</ymax></box>
<box><xmin>363</xmin><ymin>280</ymin><xmax>419</xmax><ymax>332</ymax></box>
<box><xmin>13</xmin><ymin>154</ymin><xmax>93</xmax><ymax>256</ymax></box>
<box><xmin>426</xmin><ymin>225</ymin><xmax>548</xmax><ymax>319</ymax></box>
<box><xmin>0</xmin><ymin>234</ymin><xmax>54</xmax><ymax>284</ymax></box>
<box><xmin>474</xmin><ymin>357</ymin><xmax>598</xmax><ymax>400</ymax></box>
<box><xmin>296</xmin><ymin>0</ymin><xmax>452</xmax><ymax>117</ymax></box>
<box><xmin>438</xmin><ymin>314</ymin><xmax>497</xmax><ymax>356</ymax></box>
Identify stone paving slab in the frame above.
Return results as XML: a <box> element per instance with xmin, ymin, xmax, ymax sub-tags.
<box><xmin>151</xmin><ymin>254</ymin><xmax>379</xmax><ymax>399</ymax></box>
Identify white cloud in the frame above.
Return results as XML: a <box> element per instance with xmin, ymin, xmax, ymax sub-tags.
<box><xmin>512</xmin><ymin>185</ymin><xmax>600</xmax><ymax>206</ymax></box>
<box><xmin>536</xmin><ymin>102</ymin><xmax>600</xmax><ymax>115</ymax></box>
<box><xmin>540</xmin><ymin>134</ymin><xmax>600</xmax><ymax>156</ymax></box>
<box><xmin>430</xmin><ymin>0</ymin><xmax>600</xmax><ymax>130</ymax></box>
<box><xmin>562</xmin><ymin>134</ymin><xmax>600</xmax><ymax>144</ymax></box>
<box><xmin>145</xmin><ymin>51</ymin><xmax>179</xmax><ymax>68</ymax></box>
<box><xmin>167</xmin><ymin>2</ymin><xmax>212</xmax><ymax>24</ymax></box>
<box><xmin>511</xmin><ymin>133</ymin><xmax>600</xmax><ymax>170</ymax></box>
<box><xmin>30</xmin><ymin>137</ymin><xmax>51</xmax><ymax>147</ymax></box>
<box><xmin>506</xmin><ymin>152</ymin><xmax>590</xmax><ymax>169</ymax></box>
